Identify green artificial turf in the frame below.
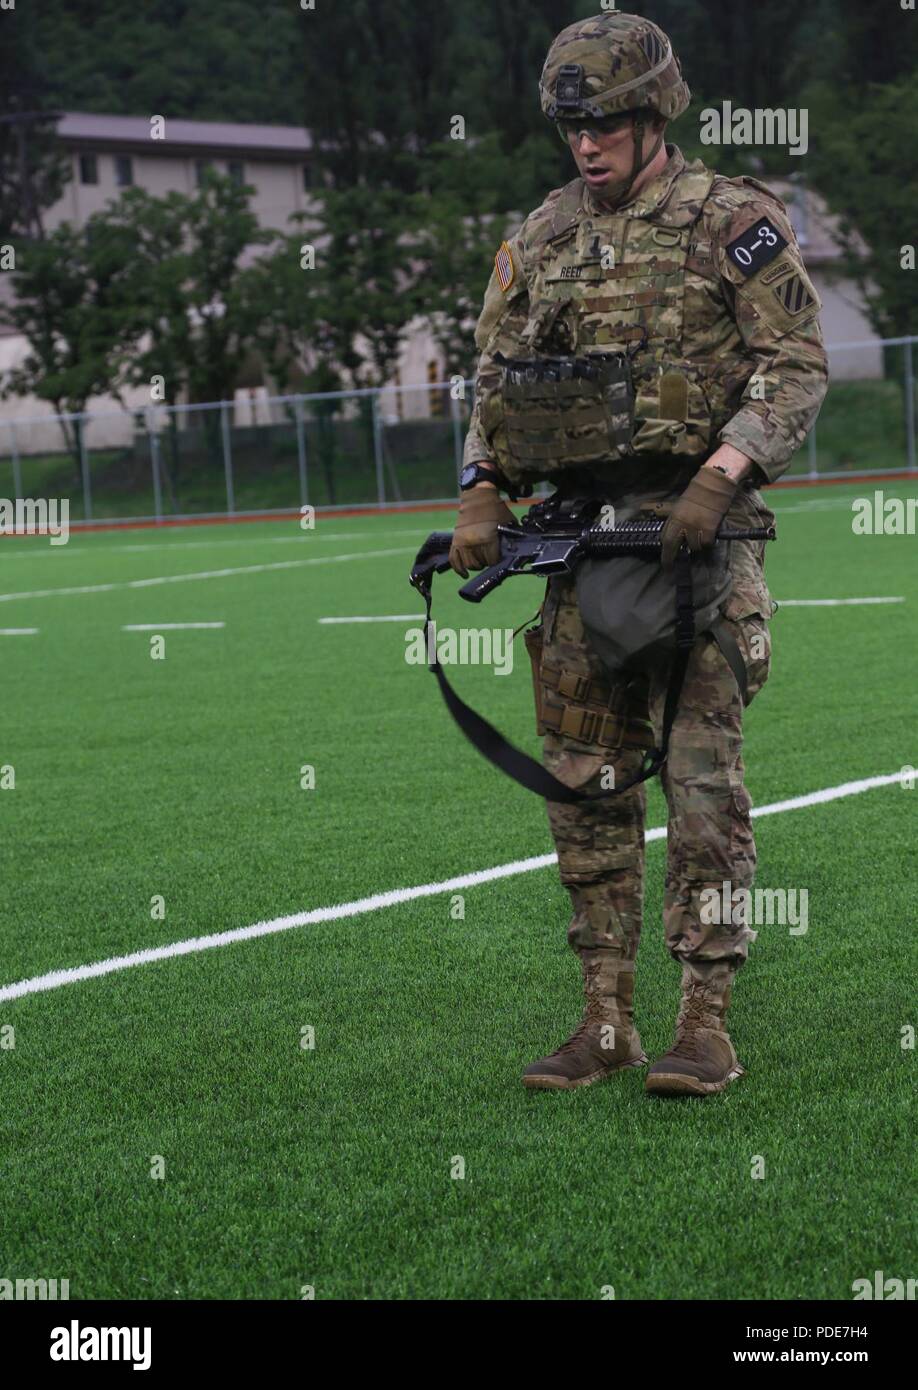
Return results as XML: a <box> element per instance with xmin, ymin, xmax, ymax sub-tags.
<box><xmin>0</xmin><ymin>481</ymin><xmax>915</xmax><ymax>1299</ymax></box>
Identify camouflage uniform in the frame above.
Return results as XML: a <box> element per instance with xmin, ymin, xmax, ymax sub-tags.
<box><xmin>461</xmin><ymin>13</ymin><xmax>829</xmax><ymax>1093</ymax></box>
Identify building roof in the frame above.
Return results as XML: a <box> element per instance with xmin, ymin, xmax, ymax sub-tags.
<box><xmin>57</xmin><ymin>111</ymin><xmax>312</xmax><ymax>159</ymax></box>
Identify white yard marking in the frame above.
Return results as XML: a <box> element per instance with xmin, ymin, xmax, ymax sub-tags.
<box><xmin>122</xmin><ymin>622</ymin><xmax>225</xmax><ymax>630</ymax></box>
<box><xmin>777</xmin><ymin>597</ymin><xmax>904</xmax><ymax>607</ymax></box>
<box><xmin>0</xmin><ymin>771</ymin><xmax>906</xmax><ymax>1006</ymax></box>
<box><xmin>0</xmin><ymin>529</ymin><xmax>431</xmax><ymax>561</ymax></box>
<box><xmin>115</xmin><ymin>530</ymin><xmax>427</xmax><ymax>553</ymax></box>
<box><xmin>319</xmin><ymin>614</ymin><xmax>425</xmax><ymax>624</ymax></box>
<box><xmin>769</xmin><ymin>499</ymin><xmax>856</xmax><ymax>514</ymax></box>
<box><xmin>0</xmin><ymin>547</ymin><xmax>416</xmax><ymax>604</ymax></box>
<box><xmin>0</xmin><ymin>627</ymin><xmax>39</xmax><ymax>634</ymax></box>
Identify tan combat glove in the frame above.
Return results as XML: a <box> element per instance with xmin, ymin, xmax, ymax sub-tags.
<box><xmin>660</xmin><ymin>466</ymin><xmax>738</xmax><ymax>570</ymax></box>
<box><xmin>449</xmin><ymin>486</ymin><xmax>518</xmax><ymax>577</ymax></box>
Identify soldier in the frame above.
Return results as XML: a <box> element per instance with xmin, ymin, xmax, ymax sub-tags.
<box><xmin>449</xmin><ymin>12</ymin><xmax>828</xmax><ymax>1096</ymax></box>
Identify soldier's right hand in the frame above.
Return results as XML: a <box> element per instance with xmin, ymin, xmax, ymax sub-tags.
<box><xmin>449</xmin><ymin>485</ymin><xmax>518</xmax><ymax>577</ymax></box>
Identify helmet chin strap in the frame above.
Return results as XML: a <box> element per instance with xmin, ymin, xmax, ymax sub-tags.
<box><xmin>596</xmin><ymin>112</ymin><xmax>665</xmax><ymax>208</ymax></box>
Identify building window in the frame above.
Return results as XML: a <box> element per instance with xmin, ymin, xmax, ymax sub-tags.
<box><xmin>302</xmin><ymin>163</ymin><xmax>314</xmax><ymax>190</ymax></box>
<box><xmin>227</xmin><ymin>160</ymin><xmax>244</xmax><ymax>186</ymax></box>
<box><xmin>195</xmin><ymin>159</ymin><xmax>216</xmax><ymax>186</ymax></box>
<box><xmin>79</xmin><ymin>153</ymin><xmax>98</xmax><ymax>185</ymax></box>
<box><xmin>114</xmin><ymin>155</ymin><xmax>133</xmax><ymax>187</ymax></box>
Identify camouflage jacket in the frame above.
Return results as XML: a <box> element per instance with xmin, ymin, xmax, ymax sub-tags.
<box><xmin>464</xmin><ymin>145</ymin><xmax>828</xmax><ymax>489</ymax></box>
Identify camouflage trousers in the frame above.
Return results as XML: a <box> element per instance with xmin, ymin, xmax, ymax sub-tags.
<box><xmin>533</xmin><ymin>538</ymin><xmax>773</xmax><ymax>977</ymax></box>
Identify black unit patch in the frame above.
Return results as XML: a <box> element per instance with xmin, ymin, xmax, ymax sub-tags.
<box><xmin>774</xmin><ymin>274</ymin><xmax>815</xmax><ymax>315</ymax></box>
<box><xmin>725</xmin><ymin>217</ymin><xmax>788</xmax><ymax>277</ymax></box>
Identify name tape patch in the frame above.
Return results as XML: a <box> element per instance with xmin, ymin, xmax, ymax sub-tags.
<box><xmin>725</xmin><ymin>217</ymin><xmax>788</xmax><ymax>277</ymax></box>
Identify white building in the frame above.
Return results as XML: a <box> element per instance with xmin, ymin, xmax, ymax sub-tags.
<box><xmin>0</xmin><ymin>112</ymin><xmax>883</xmax><ymax>449</ymax></box>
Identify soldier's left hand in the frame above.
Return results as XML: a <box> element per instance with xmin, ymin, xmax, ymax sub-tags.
<box><xmin>660</xmin><ymin>465</ymin><xmax>738</xmax><ymax>570</ymax></box>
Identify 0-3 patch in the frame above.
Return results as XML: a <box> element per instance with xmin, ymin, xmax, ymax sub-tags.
<box><xmin>725</xmin><ymin>217</ymin><xmax>788</xmax><ymax>277</ymax></box>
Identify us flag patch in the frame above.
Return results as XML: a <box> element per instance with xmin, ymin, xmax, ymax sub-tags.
<box><xmin>774</xmin><ymin>275</ymin><xmax>815</xmax><ymax>315</ymax></box>
<box><xmin>495</xmin><ymin>241</ymin><xmax>514</xmax><ymax>293</ymax></box>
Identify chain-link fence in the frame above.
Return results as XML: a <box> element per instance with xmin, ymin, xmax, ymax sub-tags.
<box><xmin>0</xmin><ymin>337</ymin><xmax>915</xmax><ymax>523</ymax></box>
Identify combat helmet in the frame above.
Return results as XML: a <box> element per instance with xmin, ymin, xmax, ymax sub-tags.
<box><xmin>540</xmin><ymin>11</ymin><xmax>690</xmax><ymax>124</ymax></box>
<box><xmin>540</xmin><ymin>12</ymin><xmax>690</xmax><ymax>204</ymax></box>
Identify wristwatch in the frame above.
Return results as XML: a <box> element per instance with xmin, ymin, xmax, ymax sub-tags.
<box><xmin>459</xmin><ymin>462</ymin><xmax>500</xmax><ymax>491</ymax></box>
<box><xmin>459</xmin><ymin>461</ymin><xmax>533</xmax><ymax>500</ymax></box>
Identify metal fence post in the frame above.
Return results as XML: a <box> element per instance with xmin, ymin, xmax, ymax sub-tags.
<box><xmin>904</xmin><ymin>339</ymin><xmax>916</xmax><ymax>473</ymax></box>
<box><xmin>147</xmin><ymin>411</ymin><xmax>163</xmax><ymax>522</ymax></box>
<box><xmin>79</xmin><ymin>414</ymin><xmax>92</xmax><ymax>521</ymax></box>
<box><xmin>295</xmin><ymin>397</ymin><xmax>309</xmax><ymax>507</ymax></box>
<box><xmin>10</xmin><ymin>422</ymin><xmax>22</xmax><ymax>499</ymax></box>
<box><xmin>221</xmin><ymin>402</ymin><xmax>235</xmax><ymax>513</ymax></box>
<box><xmin>451</xmin><ymin>382</ymin><xmax>464</xmax><ymax>485</ymax></box>
<box><xmin>372</xmin><ymin>389</ymin><xmax>385</xmax><ymax>506</ymax></box>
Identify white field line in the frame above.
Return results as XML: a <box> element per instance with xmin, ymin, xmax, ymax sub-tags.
<box><xmin>0</xmin><ymin>627</ymin><xmax>39</xmax><ymax>634</ymax></box>
<box><xmin>0</xmin><ymin>771</ymin><xmax>905</xmax><ymax>1006</ymax></box>
<box><xmin>777</xmin><ymin>597</ymin><xmax>904</xmax><ymax>607</ymax></box>
<box><xmin>122</xmin><ymin>622</ymin><xmax>225</xmax><ymax>631</ymax></box>
<box><xmin>315</xmin><ymin>600</ymin><xmax>908</xmax><ymax>623</ymax></box>
<box><xmin>0</xmin><ymin>547</ymin><xmax>416</xmax><ymax>604</ymax></box>
<box><xmin>0</xmin><ymin>529</ymin><xmax>431</xmax><ymax>561</ymax></box>
<box><xmin>319</xmin><ymin>614</ymin><xmax>425</xmax><ymax>624</ymax></box>
<box><xmin>769</xmin><ymin>499</ymin><xmax>859</xmax><ymax>514</ymax></box>
<box><xmin>119</xmin><ymin>530</ymin><xmax>430</xmax><ymax>552</ymax></box>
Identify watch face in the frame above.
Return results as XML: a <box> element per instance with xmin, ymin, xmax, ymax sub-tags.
<box><xmin>459</xmin><ymin>465</ymin><xmax>478</xmax><ymax>489</ymax></box>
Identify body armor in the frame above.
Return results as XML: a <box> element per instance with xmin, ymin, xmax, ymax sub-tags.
<box><xmin>478</xmin><ymin>163</ymin><xmax>729</xmax><ymax>481</ymax></box>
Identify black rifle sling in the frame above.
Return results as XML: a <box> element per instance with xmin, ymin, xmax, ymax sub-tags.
<box><xmin>420</xmin><ymin>549</ymin><xmax>702</xmax><ymax>804</ymax></box>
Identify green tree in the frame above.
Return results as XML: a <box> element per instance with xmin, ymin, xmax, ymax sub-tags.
<box><xmin>0</xmin><ymin>3</ymin><xmax>70</xmax><ymax>240</ymax></box>
<box><xmin>102</xmin><ymin>173</ymin><xmax>281</xmax><ymax>502</ymax></box>
<box><xmin>31</xmin><ymin>0</ymin><xmax>303</xmax><ymax>124</ymax></box>
<box><xmin>804</xmin><ymin>76</ymin><xmax>918</xmax><ymax>342</ymax></box>
<box><xmin>0</xmin><ymin>215</ymin><xmax>141</xmax><ymax>472</ymax></box>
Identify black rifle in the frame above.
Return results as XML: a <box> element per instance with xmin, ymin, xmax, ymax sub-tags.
<box><xmin>410</xmin><ymin>516</ymin><xmax>774</xmax><ymax>606</ymax></box>
<box><xmin>409</xmin><ymin>497</ymin><xmax>775</xmax><ymax>803</ymax></box>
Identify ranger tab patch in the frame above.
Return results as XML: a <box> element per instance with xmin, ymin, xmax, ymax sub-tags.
<box><xmin>725</xmin><ymin>217</ymin><xmax>788</xmax><ymax>277</ymax></box>
<box><xmin>495</xmin><ymin>241</ymin><xmax>515</xmax><ymax>293</ymax></box>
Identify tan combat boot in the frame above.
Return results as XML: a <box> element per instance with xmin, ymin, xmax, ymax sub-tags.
<box><xmin>522</xmin><ymin>952</ymin><xmax>647</xmax><ymax>1089</ymax></box>
<box><xmin>645</xmin><ymin>964</ymin><xmax>744</xmax><ymax>1097</ymax></box>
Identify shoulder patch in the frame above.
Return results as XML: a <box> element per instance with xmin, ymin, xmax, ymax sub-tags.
<box><xmin>773</xmin><ymin>274</ymin><xmax>815</xmax><ymax>316</ymax></box>
<box><xmin>725</xmin><ymin>216</ymin><xmax>788</xmax><ymax>277</ymax></box>
<box><xmin>495</xmin><ymin>241</ymin><xmax>515</xmax><ymax>293</ymax></box>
